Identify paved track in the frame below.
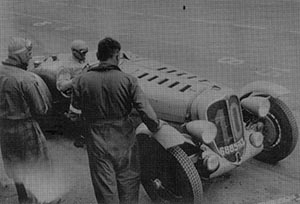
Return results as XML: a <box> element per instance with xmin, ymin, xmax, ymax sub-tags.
<box><xmin>0</xmin><ymin>0</ymin><xmax>300</xmax><ymax>203</ymax></box>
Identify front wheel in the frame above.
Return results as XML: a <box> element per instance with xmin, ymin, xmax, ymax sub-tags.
<box><xmin>255</xmin><ymin>97</ymin><xmax>298</xmax><ymax>164</ymax></box>
<box><xmin>137</xmin><ymin>133</ymin><xmax>203</xmax><ymax>204</ymax></box>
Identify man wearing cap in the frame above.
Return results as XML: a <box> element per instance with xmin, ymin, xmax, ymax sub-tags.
<box><xmin>56</xmin><ymin>40</ymin><xmax>89</xmax><ymax>147</ymax></box>
<box><xmin>0</xmin><ymin>37</ymin><xmax>52</xmax><ymax>203</ymax></box>
<box><xmin>70</xmin><ymin>37</ymin><xmax>162</xmax><ymax>204</ymax></box>
<box><xmin>56</xmin><ymin>39</ymin><xmax>89</xmax><ymax>98</ymax></box>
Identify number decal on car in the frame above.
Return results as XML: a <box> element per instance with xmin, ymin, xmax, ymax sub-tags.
<box><xmin>229</xmin><ymin>102</ymin><xmax>243</xmax><ymax>140</ymax></box>
<box><xmin>219</xmin><ymin>139</ymin><xmax>245</xmax><ymax>156</ymax></box>
<box><xmin>215</xmin><ymin>109</ymin><xmax>230</xmax><ymax>143</ymax></box>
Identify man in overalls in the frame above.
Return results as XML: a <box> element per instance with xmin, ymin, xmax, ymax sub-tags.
<box><xmin>70</xmin><ymin>37</ymin><xmax>161</xmax><ymax>204</ymax></box>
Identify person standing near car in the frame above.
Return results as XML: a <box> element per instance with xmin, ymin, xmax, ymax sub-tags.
<box><xmin>0</xmin><ymin>37</ymin><xmax>52</xmax><ymax>204</ymax></box>
<box><xmin>69</xmin><ymin>37</ymin><xmax>161</xmax><ymax>204</ymax></box>
<box><xmin>56</xmin><ymin>39</ymin><xmax>89</xmax><ymax>146</ymax></box>
<box><xmin>56</xmin><ymin>39</ymin><xmax>89</xmax><ymax>98</ymax></box>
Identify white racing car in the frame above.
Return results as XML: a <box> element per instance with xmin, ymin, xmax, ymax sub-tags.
<box><xmin>30</xmin><ymin>51</ymin><xmax>298</xmax><ymax>204</ymax></box>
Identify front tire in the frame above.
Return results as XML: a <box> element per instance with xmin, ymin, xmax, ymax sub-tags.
<box><xmin>137</xmin><ymin>133</ymin><xmax>203</xmax><ymax>204</ymax></box>
<box><xmin>255</xmin><ymin>97</ymin><xmax>298</xmax><ymax>163</ymax></box>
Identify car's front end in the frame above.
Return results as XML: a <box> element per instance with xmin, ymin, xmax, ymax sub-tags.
<box><xmin>183</xmin><ymin>91</ymin><xmax>268</xmax><ymax>178</ymax></box>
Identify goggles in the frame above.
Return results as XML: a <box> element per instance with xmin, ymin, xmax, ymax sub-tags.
<box><xmin>73</xmin><ymin>48</ymin><xmax>88</xmax><ymax>55</ymax></box>
<box><xmin>11</xmin><ymin>39</ymin><xmax>32</xmax><ymax>54</ymax></box>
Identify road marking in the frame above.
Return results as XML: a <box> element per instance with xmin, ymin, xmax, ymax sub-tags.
<box><xmin>33</xmin><ymin>21</ymin><xmax>52</xmax><ymax>27</ymax></box>
<box><xmin>13</xmin><ymin>0</ymin><xmax>300</xmax><ymax>35</ymax></box>
<box><xmin>255</xmin><ymin>70</ymin><xmax>282</xmax><ymax>78</ymax></box>
<box><xmin>256</xmin><ymin>194</ymin><xmax>300</xmax><ymax>204</ymax></box>
<box><xmin>233</xmin><ymin>24</ymin><xmax>266</xmax><ymax>30</ymax></box>
<box><xmin>36</xmin><ymin>1</ymin><xmax>300</xmax><ymax>34</ymax></box>
<box><xmin>7</xmin><ymin>11</ymin><xmax>69</xmax><ymax>25</ymax></box>
<box><xmin>218</xmin><ymin>57</ymin><xmax>244</xmax><ymax>65</ymax></box>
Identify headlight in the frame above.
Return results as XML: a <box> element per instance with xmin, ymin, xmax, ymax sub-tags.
<box><xmin>241</xmin><ymin>96</ymin><xmax>270</xmax><ymax>117</ymax></box>
<box><xmin>204</xmin><ymin>155</ymin><xmax>220</xmax><ymax>172</ymax></box>
<box><xmin>249</xmin><ymin>132</ymin><xmax>264</xmax><ymax>148</ymax></box>
<box><xmin>185</xmin><ymin>120</ymin><xmax>217</xmax><ymax>144</ymax></box>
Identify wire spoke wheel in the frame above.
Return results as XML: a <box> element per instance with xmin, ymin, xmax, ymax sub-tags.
<box><xmin>255</xmin><ymin>97</ymin><xmax>298</xmax><ymax>163</ymax></box>
<box><xmin>137</xmin><ymin>133</ymin><xmax>203</xmax><ymax>204</ymax></box>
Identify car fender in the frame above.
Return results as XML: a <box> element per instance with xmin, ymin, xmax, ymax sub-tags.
<box><xmin>239</xmin><ymin>80</ymin><xmax>290</xmax><ymax>98</ymax></box>
<box><xmin>136</xmin><ymin>123</ymin><xmax>185</xmax><ymax>149</ymax></box>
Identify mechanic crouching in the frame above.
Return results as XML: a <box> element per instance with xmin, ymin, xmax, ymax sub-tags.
<box><xmin>0</xmin><ymin>37</ymin><xmax>54</xmax><ymax>204</ymax></box>
<box><xmin>69</xmin><ymin>37</ymin><xmax>162</xmax><ymax>204</ymax></box>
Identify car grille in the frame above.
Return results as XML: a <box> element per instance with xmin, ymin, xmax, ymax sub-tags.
<box><xmin>206</xmin><ymin>95</ymin><xmax>245</xmax><ymax>163</ymax></box>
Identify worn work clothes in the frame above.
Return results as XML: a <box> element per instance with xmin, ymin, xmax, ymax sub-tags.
<box><xmin>0</xmin><ymin>119</ymin><xmax>49</xmax><ymax>182</ymax></box>
<box><xmin>0</xmin><ymin>61</ymin><xmax>51</xmax><ymax>120</ymax></box>
<box><xmin>71</xmin><ymin>63</ymin><xmax>159</xmax><ymax>204</ymax></box>
<box><xmin>56</xmin><ymin>55</ymin><xmax>89</xmax><ymax>97</ymax></box>
<box><xmin>71</xmin><ymin>63</ymin><xmax>159</xmax><ymax>131</ymax></box>
<box><xmin>0</xmin><ymin>62</ymin><xmax>51</xmax><ymax>182</ymax></box>
<box><xmin>87</xmin><ymin>129</ymin><xmax>140</xmax><ymax>204</ymax></box>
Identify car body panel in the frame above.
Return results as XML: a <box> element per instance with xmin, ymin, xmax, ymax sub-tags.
<box><xmin>29</xmin><ymin>51</ymin><xmax>296</xmax><ymax>181</ymax></box>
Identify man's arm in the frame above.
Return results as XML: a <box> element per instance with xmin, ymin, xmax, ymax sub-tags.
<box><xmin>56</xmin><ymin>66</ymin><xmax>73</xmax><ymax>95</ymax></box>
<box><xmin>130</xmin><ymin>77</ymin><xmax>160</xmax><ymax>132</ymax></box>
<box><xmin>68</xmin><ymin>77</ymin><xmax>82</xmax><ymax>121</ymax></box>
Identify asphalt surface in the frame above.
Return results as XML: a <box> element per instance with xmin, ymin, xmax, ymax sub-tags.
<box><xmin>1</xmin><ymin>0</ymin><xmax>300</xmax><ymax>203</ymax></box>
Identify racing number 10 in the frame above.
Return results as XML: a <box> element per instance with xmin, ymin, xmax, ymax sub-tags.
<box><xmin>215</xmin><ymin>102</ymin><xmax>243</xmax><ymax>144</ymax></box>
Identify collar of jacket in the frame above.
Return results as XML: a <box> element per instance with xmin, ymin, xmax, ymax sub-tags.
<box><xmin>88</xmin><ymin>63</ymin><xmax>121</xmax><ymax>72</ymax></box>
<box><xmin>2</xmin><ymin>56</ymin><xmax>27</xmax><ymax>70</ymax></box>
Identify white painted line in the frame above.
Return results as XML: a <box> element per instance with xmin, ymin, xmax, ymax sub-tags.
<box><xmin>255</xmin><ymin>70</ymin><xmax>282</xmax><ymax>78</ymax></box>
<box><xmin>31</xmin><ymin>1</ymin><xmax>270</xmax><ymax>32</ymax></box>
<box><xmin>33</xmin><ymin>21</ymin><xmax>52</xmax><ymax>27</ymax></box>
<box><xmin>7</xmin><ymin>11</ymin><xmax>68</xmax><ymax>25</ymax></box>
<box><xmin>256</xmin><ymin>194</ymin><xmax>300</xmax><ymax>204</ymax></box>
<box><xmin>218</xmin><ymin>57</ymin><xmax>244</xmax><ymax>65</ymax></box>
<box><xmin>233</xmin><ymin>24</ymin><xmax>266</xmax><ymax>30</ymax></box>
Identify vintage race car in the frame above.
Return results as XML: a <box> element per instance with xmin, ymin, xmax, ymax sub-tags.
<box><xmin>29</xmin><ymin>51</ymin><xmax>299</xmax><ymax>204</ymax></box>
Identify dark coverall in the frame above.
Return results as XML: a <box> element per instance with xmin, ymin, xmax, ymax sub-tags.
<box><xmin>70</xmin><ymin>63</ymin><xmax>159</xmax><ymax>204</ymax></box>
<box><xmin>0</xmin><ymin>60</ymin><xmax>52</xmax><ymax>202</ymax></box>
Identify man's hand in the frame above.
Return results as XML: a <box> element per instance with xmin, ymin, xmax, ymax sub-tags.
<box><xmin>60</xmin><ymin>88</ymin><xmax>72</xmax><ymax>98</ymax></box>
<box><xmin>73</xmin><ymin>135</ymin><xmax>85</xmax><ymax>148</ymax></box>
<box><xmin>154</xmin><ymin>120</ymin><xmax>168</xmax><ymax>133</ymax></box>
<box><xmin>64</xmin><ymin>111</ymin><xmax>80</xmax><ymax>122</ymax></box>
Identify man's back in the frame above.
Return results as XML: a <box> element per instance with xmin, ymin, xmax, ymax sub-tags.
<box><xmin>74</xmin><ymin>63</ymin><xmax>136</xmax><ymax>121</ymax></box>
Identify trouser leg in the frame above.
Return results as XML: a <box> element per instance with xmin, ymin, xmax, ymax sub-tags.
<box><xmin>87</xmin><ymin>147</ymin><xmax>118</xmax><ymax>204</ymax></box>
<box><xmin>15</xmin><ymin>182</ymin><xmax>28</xmax><ymax>203</ymax></box>
<box><xmin>116</xmin><ymin>142</ymin><xmax>140</xmax><ymax>204</ymax></box>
